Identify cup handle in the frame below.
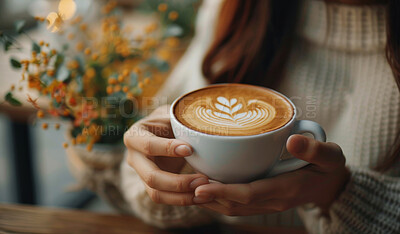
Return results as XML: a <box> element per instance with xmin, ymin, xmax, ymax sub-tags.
<box><xmin>267</xmin><ymin>120</ymin><xmax>326</xmax><ymax>177</ymax></box>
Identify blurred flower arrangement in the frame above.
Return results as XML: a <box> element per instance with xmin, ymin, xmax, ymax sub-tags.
<box><xmin>0</xmin><ymin>0</ymin><xmax>190</xmax><ymax>151</ymax></box>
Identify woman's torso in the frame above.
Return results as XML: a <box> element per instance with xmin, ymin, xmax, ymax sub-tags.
<box><xmin>157</xmin><ymin>0</ymin><xmax>400</xmax><ymax>227</ymax></box>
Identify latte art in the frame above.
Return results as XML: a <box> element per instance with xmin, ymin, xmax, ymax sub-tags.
<box><xmin>174</xmin><ymin>84</ymin><xmax>294</xmax><ymax>136</ymax></box>
<box><xmin>195</xmin><ymin>97</ymin><xmax>277</xmax><ymax>131</ymax></box>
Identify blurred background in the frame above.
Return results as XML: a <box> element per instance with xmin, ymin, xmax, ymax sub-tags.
<box><xmin>0</xmin><ymin>0</ymin><xmax>198</xmax><ymax>213</ymax></box>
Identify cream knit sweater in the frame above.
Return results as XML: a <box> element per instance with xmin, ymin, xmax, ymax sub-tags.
<box><xmin>120</xmin><ymin>0</ymin><xmax>400</xmax><ymax>233</ymax></box>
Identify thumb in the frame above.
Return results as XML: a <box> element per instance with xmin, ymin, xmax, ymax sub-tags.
<box><xmin>286</xmin><ymin>134</ymin><xmax>345</xmax><ymax>170</ymax></box>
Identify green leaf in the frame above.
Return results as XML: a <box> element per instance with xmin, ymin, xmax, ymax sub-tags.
<box><xmin>10</xmin><ymin>58</ymin><xmax>21</xmax><ymax>69</ymax></box>
<box><xmin>5</xmin><ymin>92</ymin><xmax>22</xmax><ymax>106</ymax></box>
<box><xmin>15</xmin><ymin>20</ymin><xmax>26</xmax><ymax>34</ymax></box>
<box><xmin>130</xmin><ymin>73</ymin><xmax>138</xmax><ymax>86</ymax></box>
<box><xmin>56</xmin><ymin>65</ymin><xmax>70</xmax><ymax>82</ymax></box>
<box><xmin>54</xmin><ymin>54</ymin><xmax>64</xmax><ymax>69</ymax></box>
<box><xmin>32</xmin><ymin>42</ymin><xmax>41</xmax><ymax>53</ymax></box>
<box><xmin>62</xmin><ymin>44</ymin><xmax>69</xmax><ymax>51</ymax></box>
<box><xmin>4</xmin><ymin>40</ymin><xmax>12</xmax><ymax>51</ymax></box>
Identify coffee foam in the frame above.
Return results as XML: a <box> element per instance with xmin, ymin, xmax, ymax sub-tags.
<box><xmin>174</xmin><ymin>84</ymin><xmax>294</xmax><ymax>136</ymax></box>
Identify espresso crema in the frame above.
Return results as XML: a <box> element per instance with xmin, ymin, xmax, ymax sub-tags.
<box><xmin>173</xmin><ymin>84</ymin><xmax>294</xmax><ymax>136</ymax></box>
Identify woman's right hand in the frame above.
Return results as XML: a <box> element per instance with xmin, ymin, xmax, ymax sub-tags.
<box><xmin>123</xmin><ymin>105</ymin><xmax>211</xmax><ymax>206</ymax></box>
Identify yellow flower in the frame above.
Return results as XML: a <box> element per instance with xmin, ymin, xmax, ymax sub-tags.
<box><xmin>168</xmin><ymin>11</ymin><xmax>179</xmax><ymax>21</ymax></box>
<box><xmin>91</xmin><ymin>53</ymin><xmax>99</xmax><ymax>61</ymax></box>
<box><xmin>122</xmin><ymin>69</ymin><xmax>130</xmax><ymax>77</ymax></box>
<box><xmin>86</xmin><ymin>143</ymin><xmax>93</xmax><ymax>152</ymax></box>
<box><xmin>106</xmin><ymin>86</ymin><xmax>113</xmax><ymax>94</ymax></box>
<box><xmin>114</xmin><ymin>85</ymin><xmax>121</xmax><ymax>92</ymax></box>
<box><xmin>80</xmin><ymin>23</ymin><xmax>87</xmax><ymax>31</ymax></box>
<box><xmin>108</xmin><ymin>77</ymin><xmax>117</xmax><ymax>85</ymax></box>
<box><xmin>126</xmin><ymin>92</ymin><xmax>134</xmax><ymax>99</ymax></box>
<box><xmin>85</xmin><ymin>68</ymin><xmax>96</xmax><ymax>79</ymax></box>
<box><xmin>166</xmin><ymin>37</ymin><xmax>180</xmax><ymax>48</ymax></box>
<box><xmin>144</xmin><ymin>23</ymin><xmax>158</xmax><ymax>34</ymax></box>
<box><xmin>133</xmin><ymin>67</ymin><xmax>141</xmax><ymax>75</ymax></box>
<box><xmin>110</xmin><ymin>24</ymin><xmax>119</xmax><ymax>32</ymax></box>
<box><xmin>158</xmin><ymin>49</ymin><xmax>171</xmax><ymax>60</ymax></box>
<box><xmin>158</xmin><ymin>3</ymin><xmax>168</xmax><ymax>12</ymax></box>
<box><xmin>47</xmin><ymin>70</ymin><xmax>55</xmax><ymax>77</ymax></box>
<box><xmin>37</xmin><ymin>110</ymin><xmax>44</xmax><ymax>118</ymax></box>
<box><xmin>68</xmin><ymin>60</ymin><xmax>79</xmax><ymax>69</ymax></box>
<box><xmin>42</xmin><ymin>123</ymin><xmax>49</xmax><ymax>129</ymax></box>
<box><xmin>76</xmin><ymin>42</ymin><xmax>84</xmax><ymax>51</ymax></box>
<box><xmin>84</xmin><ymin>48</ymin><xmax>91</xmax><ymax>55</ymax></box>
<box><xmin>67</xmin><ymin>33</ymin><xmax>75</xmax><ymax>40</ymax></box>
<box><xmin>39</xmin><ymin>40</ymin><xmax>45</xmax><ymax>46</ymax></box>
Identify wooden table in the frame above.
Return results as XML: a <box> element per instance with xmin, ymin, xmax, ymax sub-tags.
<box><xmin>0</xmin><ymin>204</ymin><xmax>307</xmax><ymax>234</ymax></box>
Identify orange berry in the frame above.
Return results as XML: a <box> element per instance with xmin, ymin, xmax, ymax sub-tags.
<box><xmin>114</xmin><ymin>85</ymin><xmax>121</xmax><ymax>92</ymax></box>
<box><xmin>117</xmin><ymin>75</ymin><xmax>124</xmax><ymax>82</ymax></box>
<box><xmin>42</xmin><ymin>123</ymin><xmax>48</xmax><ymax>129</ymax></box>
<box><xmin>168</xmin><ymin>11</ymin><xmax>179</xmax><ymax>21</ymax></box>
<box><xmin>71</xmin><ymin>138</ymin><xmax>76</xmax><ymax>145</ymax></box>
<box><xmin>10</xmin><ymin>85</ymin><xmax>15</xmax><ymax>91</ymax></box>
<box><xmin>54</xmin><ymin>123</ymin><xmax>60</xmax><ymax>130</ymax></box>
<box><xmin>144</xmin><ymin>77</ymin><xmax>150</xmax><ymax>85</ymax></box>
<box><xmin>108</xmin><ymin>77</ymin><xmax>117</xmax><ymax>85</ymax></box>
<box><xmin>126</xmin><ymin>92</ymin><xmax>134</xmax><ymax>99</ymax></box>
<box><xmin>39</xmin><ymin>40</ymin><xmax>45</xmax><ymax>46</ymax></box>
<box><xmin>110</xmin><ymin>24</ymin><xmax>119</xmax><ymax>32</ymax></box>
<box><xmin>138</xmin><ymin>82</ymin><xmax>144</xmax><ymax>89</ymax></box>
<box><xmin>47</xmin><ymin>70</ymin><xmax>55</xmax><ymax>77</ymax></box>
<box><xmin>46</xmin><ymin>43</ymin><xmax>50</xmax><ymax>47</ymax></box>
<box><xmin>122</xmin><ymin>86</ymin><xmax>129</xmax><ymax>93</ymax></box>
<box><xmin>122</xmin><ymin>69</ymin><xmax>129</xmax><ymax>77</ymax></box>
<box><xmin>76</xmin><ymin>42</ymin><xmax>84</xmax><ymax>52</ymax></box>
<box><xmin>133</xmin><ymin>67</ymin><xmax>141</xmax><ymax>74</ymax></box>
<box><xmin>51</xmin><ymin>49</ymin><xmax>57</xmax><ymax>54</ymax></box>
<box><xmin>80</xmin><ymin>23</ymin><xmax>87</xmax><ymax>31</ymax></box>
<box><xmin>84</xmin><ymin>48</ymin><xmax>91</xmax><ymax>55</ymax></box>
<box><xmin>67</xmin><ymin>33</ymin><xmax>75</xmax><ymax>40</ymax></box>
<box><xmin>37</xmin><ymin>110</ymin><xmax>45</xmax><ymax>118</ymax></box>
<box><xmin>106</xmin><ymin>86</ymin><xmax>113</xmax><ymax>94</ymax></box>
<box><xmin>86</xmin><ymin>144</ymin><xmax>93</xmax><ymax>152</ymax></box>
<box><xmin>158</xmin><ymin>3</ymin><xmax>167</xmax><ymax>12</ymax></box>
<box><xmin>91</xmin><ymin>53</ymin><xmax>99</xmax><ymax>60</ymax></box>
<box><xmin>63</xmin><ymin>142</ymin><xmax>68</xmax><ymax>148</ymax></box>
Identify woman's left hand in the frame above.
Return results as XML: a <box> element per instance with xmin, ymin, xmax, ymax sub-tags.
<box><xmin>195</xmin><ymin>134</ymin><xmax>350</xmax><ymax>216</ymax></box>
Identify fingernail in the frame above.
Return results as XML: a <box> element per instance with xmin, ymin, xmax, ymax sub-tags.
<box><xmin>190</xmin><ymin>177</ymin><xmax>209</xmax><ymax>189</ymax></box>
<box><xmin>290</xmin><ymin>135</ymin><xmax>306</xmax><ymax>153</ymax></box>
<box><xmin>193</xmin><ymin>194</ymin><xmax>214</xmax><ymax>204</ymax></box>
<box><xmin>175</xmin><ymin>145</ymin><xmax>192</xmax><ymax>156</ymax></box>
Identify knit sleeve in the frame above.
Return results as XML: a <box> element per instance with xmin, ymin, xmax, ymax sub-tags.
<box><xmin>119</xmin><ymin>153</ymin><xmax>213</xmax><ymax>229</ymax></box>
<box><xmin>298</xmin><ymin>167</ymin><xmax>400</xmax><ymax>234</ymax></box>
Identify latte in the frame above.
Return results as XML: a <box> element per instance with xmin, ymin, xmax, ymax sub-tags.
<box><xmin>173</xmin><ymin>84</ymin><xmax>294</xmax><ymax>136</ymax></box>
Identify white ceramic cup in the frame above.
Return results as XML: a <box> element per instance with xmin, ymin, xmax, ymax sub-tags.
<box><xmin>170</xmin><ymin>86</ymin><xmax>326</xmax><ymax>184</ymax></box>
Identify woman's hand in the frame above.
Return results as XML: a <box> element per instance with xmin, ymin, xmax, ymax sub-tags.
<box><xmin>124</xmin><ymin>105</ymin><xmax>210</xmax><ymax>206</ymax></box>
<box><xmin>194</xmin><ymin>135</ymin><xmax>350</xmax><ymax>216</ymax></box>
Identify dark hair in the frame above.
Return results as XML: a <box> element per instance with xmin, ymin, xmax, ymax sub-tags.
<box><xmin>202</xmin><ymin>0</ymin><xmax>400</xmax><ymax>171</ymax></box>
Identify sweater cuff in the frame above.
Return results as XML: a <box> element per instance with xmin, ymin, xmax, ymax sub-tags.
<box><xmin>120</xmin><ymin>153</ymin><xmax>213</xmax><ymax>229</ymax></box>
<box><xmin>328</xmin><ymin>166</ymin><xmax>400</xmax><ymax>233</ymax></box>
